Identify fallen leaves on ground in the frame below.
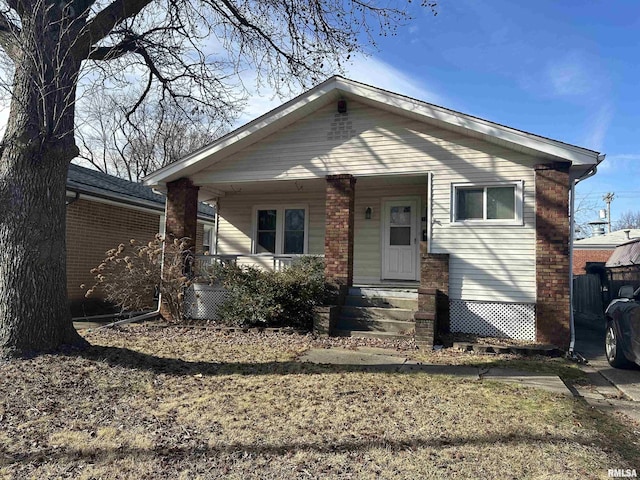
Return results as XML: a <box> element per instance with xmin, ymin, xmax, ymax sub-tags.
<box><xmin>0</xmin><ymin>325</ymin><xmax>637</xmax><ymax>479</ymax></box>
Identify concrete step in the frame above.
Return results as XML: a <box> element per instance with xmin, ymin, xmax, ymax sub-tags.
<box><xmin>344</xmin><ymin>295</ymin><xmax>418</xmax><ymax>310</ymax></box>
<box><xmin>333</xmin><ymin>329</ymin><xmax>414</xmax><ymax>341</ymax></box>
<box><xmin>340</xmin><ymin>305</ymin><xmax>415</xmax><ymax>322</ymax></box>
<box><xmin>336</xmin><ymin>317</ymin><xmax>415</xmax><ymax>334</ymax></box>
<box><xmin>349</xmin><ymin>286</ymin><xmax>418</xmax><ymax>299</ymax></box>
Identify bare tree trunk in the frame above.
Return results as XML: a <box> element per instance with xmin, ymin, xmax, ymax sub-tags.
<box><xmin>0</xmin><ymin>145</ymin><xmax>87</xmax><ymax>356</ymax></box>
<box><xmin>0</xmin><ymin>4</ymin><xmax>87</xmax><ymax>356</ymax></box>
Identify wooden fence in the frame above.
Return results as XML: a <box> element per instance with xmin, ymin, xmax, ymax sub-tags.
<box><xmin>573</xmin><ymin>274</ymin><xmax>604</xmax><ymax>315</ymax></box>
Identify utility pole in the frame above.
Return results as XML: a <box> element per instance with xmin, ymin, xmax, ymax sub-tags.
<box><xmin>603</xmin><ymin>192</ymin><xmax>615</xmax><ymax>233</ymax></box>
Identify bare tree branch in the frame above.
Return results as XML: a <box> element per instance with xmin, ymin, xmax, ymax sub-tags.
<box><xmin>72</xmin><ymin>0</ymin><xmax>154</xmax><ymax>59</ymax></box>
<box><xmin>0</xmin><ymin>9</ymin><xmax>20</xmax><ymax>60</ymax></box>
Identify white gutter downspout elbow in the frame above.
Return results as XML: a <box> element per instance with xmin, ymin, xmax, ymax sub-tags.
<box><xmin>568</xmin><ymin>156</ymin><xmax>604</xmax><ymax>354</ymax></box>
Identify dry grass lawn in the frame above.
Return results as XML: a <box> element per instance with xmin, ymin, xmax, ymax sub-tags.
<box><xmin>1</xmin><ymin>326</ymin><xmax>638</xmax><ymax>479</ymax></box>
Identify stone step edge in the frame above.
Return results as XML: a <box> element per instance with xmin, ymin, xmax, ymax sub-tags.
<box><xmin>333</xmin><ymin>329</ymin><xmax>414</xmax><ymax>339</ymax></box>
<box><xmin>453</xmin><ymin>341</ymin><xmax>563</xmax><ymax>357</ymax></box>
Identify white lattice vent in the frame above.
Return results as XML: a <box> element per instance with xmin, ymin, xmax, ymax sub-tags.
<box><xmin>184</xmin><ymin>284</ymin><xmax>229</xmax><ymax>320</ymax></box>
<box><xmin>450</xmin><ymin>299</ymin><xmax>536</xmax><ymax>341</ymax></box>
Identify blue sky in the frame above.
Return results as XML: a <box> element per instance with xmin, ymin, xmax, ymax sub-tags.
<box><xmin>242</xmin><ymin>0</ymin><xmax>639</xmax><ymax>228</ymax></box>
<box><xmin>0</xmin><ymin>0</ymin><xmax>635</xmax><ymax>227</ymax></box>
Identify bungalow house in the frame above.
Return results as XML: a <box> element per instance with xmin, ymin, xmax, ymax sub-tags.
<box><xmin>66</xmin><ymin>164</ymin><xmax>215</xmax><ymax>316</ymax></box>
<box><xmin>143</xmin><ymin>76</ymin><xmax>603</xmax><ymax>348</ymax></box>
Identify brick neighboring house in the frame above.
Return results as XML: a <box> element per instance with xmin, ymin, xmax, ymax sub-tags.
<box><xmin>66</xmin><ymin>164</ymin><xmax>215</xmax><ymax>316</ymax></box>
<box><xmin>143</xmin><ymin>76</ymin><xmax>603</xmax><ymax>348</ymax></box>
<box><xmin>573</xmin><ymin>229</ymin><xmax>640</xmax><ymax>275</ymax></box>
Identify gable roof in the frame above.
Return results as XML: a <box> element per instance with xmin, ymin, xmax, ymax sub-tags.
<box><xmin>574</xmin><ymin>229</ymin><xmax>640</xmax><ymax>250</ymax></box>
<box><xmin>67</xmin><ymin>164</ymin><xmax>215</xmax><ymax>219</ymax></box>
<box><xmin>143</xmin><ymin>76</ymin><xmax>603</xmax><ymax>190</ymax></box>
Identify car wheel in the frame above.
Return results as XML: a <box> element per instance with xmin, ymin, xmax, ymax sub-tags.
<box><xmin>605</xmin><ymin>322</ymin><xmax>632</xmax><ymax>368</ymax></box>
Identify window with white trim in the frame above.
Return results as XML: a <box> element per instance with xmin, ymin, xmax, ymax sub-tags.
<box><xmin>452</xmin><ymin>181</ymin><xmax>523</xmax><ymax>224</ymax></box>
<box><xmin>254</xmin><ymin>206</ymin><xmax>308</xmax><ymax>254</ymax></box>
<box><xmin>203</xmin><ymin>224</ymin><xmax>214</xmax><ymax>253</ymax></box>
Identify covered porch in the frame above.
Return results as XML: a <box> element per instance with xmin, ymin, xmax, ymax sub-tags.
<box><xmin>164</xmin><ymin>172</ymin><xmax>445</xmax><ymax>347</ymax></box>
<box><xmin>177</xmin><ymin>173</ymin><xmax>432</xmax><ymax>288</ymax></box>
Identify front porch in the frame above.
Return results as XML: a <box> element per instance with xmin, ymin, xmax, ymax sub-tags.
<box><xmin>166</xmin><ymin>173</ymin><xmax>445</xmax><ymax>346</ymax></box>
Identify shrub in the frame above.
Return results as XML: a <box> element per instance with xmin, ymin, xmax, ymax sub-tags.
<box><xmin>84</xmin><ymin>236</ymin><xmax>193</xmax><ymax>322</ymax></box>
<box><xmin>213</xmin><ymin>256</ymin><xmax>327</xmax><ymax>330</ymax></box>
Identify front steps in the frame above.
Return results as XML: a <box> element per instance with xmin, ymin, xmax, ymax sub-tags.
<box><xmin>334</xmin><ymin>287</ymin><xmax>418</xmax><ymax>340</ymax></box>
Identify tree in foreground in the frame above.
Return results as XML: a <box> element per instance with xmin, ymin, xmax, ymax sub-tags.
<box><xmin>0</xmin><ymin>0</ymin><xmax>435</xmax><ymax>355</ymax></box>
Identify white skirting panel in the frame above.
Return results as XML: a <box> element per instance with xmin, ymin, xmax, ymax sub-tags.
<box><xmin>184</xmin><ymin>284</ymin><xmax>229</xmax><ymax>320</ymax></box>
<box><xmin>449</xmin><ymin>299</ymin><xmax>536</xmax><ymax>341</ymax></box>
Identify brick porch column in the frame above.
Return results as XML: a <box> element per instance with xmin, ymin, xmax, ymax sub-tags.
<box><xmin>535</xmin><ymin>162</ymin><xmax>570</xmax><ymax>348</ymax></box>
<box><xmin>324</xmin><ymin>174</ymin><xmax>356</xmax><ymax>288</ymax></box>
<box><xmin>165</xmin><ymin>177</ymin><xmax>199</xmax><ymax>250</ymax></box>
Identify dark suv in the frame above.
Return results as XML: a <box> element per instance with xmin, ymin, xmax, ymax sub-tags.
<box><xmin>605</xmin><ymin>285</ymin><xmax>640</xmax><ymax>368</ymax></box>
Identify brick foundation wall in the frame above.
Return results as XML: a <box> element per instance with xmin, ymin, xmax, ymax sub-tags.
<box><xmin>66</xmin><ymin>199</ymin><xmax>161</xmax><ymax>315</ymax></box>
<box><xmin>324</xmin><ymin>174</ymin><xmax>356</xmax><ymax>286</ymax></box>
<box><xmin>166</xmin><ymin>178</ymin><xmax>200</xmax><ymax>250</ymax></box>
<box><xmin>573</xmin><ymin>249</ymin><xmax>613</xmax><ymax>275</ymax></box>
<box><xmin>535</xmin><ymin>163</ymin><xmax>571</xmax><ymax>348</ymax></box>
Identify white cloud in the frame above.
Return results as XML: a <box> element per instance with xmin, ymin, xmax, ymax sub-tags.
<box><xmin>598</xmin><ymin>154</ymin><xmax>640</xmax><ymax>173</ymax></box>
<box><xmin>346</xmin><ymin>55</ymin><xmax>444</xmax><ymax>105</ymax></box>
<box><xmin>545</xmin><ymin>53</ymin><xmax>595</xmax><ymax>97</ymax></box>
<box><xmin>582</xmin><ymin>103</ymin><xmax>613</xmax><ymax>152</ymax></box>
<box><xmin>233</xmin><ymin>55</ymin><xmax>444</xmax><ymax>128</ymax></box>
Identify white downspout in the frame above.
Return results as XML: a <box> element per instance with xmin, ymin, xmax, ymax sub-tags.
<box><xmin>427</xmin><ymin>172</ymin><xmax>433</xmax><ymax>254</ymax></box>
<box><xmin>568</xmin><ymin>156</ymin><xmax>604</xmax><ymax>354</ymax></box>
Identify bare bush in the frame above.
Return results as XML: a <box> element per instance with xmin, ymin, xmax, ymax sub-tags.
<box><xmin>85</xmin><ymin>236</ymin><xmax>193</xmax><ymax>322</ymax></box>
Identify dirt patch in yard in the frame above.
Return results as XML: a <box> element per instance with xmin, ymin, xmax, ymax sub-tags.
<box><xmin>1</xmin><ymin>326</ymin><xmax>638</xmax><ymax>479</ymax></box>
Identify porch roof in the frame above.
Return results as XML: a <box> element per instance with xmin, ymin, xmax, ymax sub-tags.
<box><xmin>143</xmin><ymin>76</ymin><xmax>603</xmax><ymax>196</ymax></box>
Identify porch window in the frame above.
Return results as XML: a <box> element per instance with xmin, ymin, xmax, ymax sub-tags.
<box><xmin>203</xmin><ymin>224</ymin><xmax>215</xmax><ymax>253</ymax></box>
<box><xmin>257</xmin><ymin>209</ymin><xmax>277</xmax><ymax>253</ymax></box>
<box><xmin>254</xmin><ymin>206</ymin><xmax>308</xmax><ymax>254</ymax></box>
<box><xmin>452</xmin><ymin>181</ymin><xmax>523</xmax><ymax>224</ymax></box>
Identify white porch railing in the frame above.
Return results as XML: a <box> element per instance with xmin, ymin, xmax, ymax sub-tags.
<box><xmin>187</xmin><ymin>253</ymin><xmax>324</xmax><ymax>321</ymax></box>
<box><xmin>194</xmin><ymin>253</ymin><xmax>324</xmax><ymax>272</ymax></box>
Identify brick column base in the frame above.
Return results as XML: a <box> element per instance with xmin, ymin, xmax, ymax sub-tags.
<box><xmin>415</xmin><ymin>288</ymin><xmax>437</xmax><ymax>349</ymax></box>
<box><xmin>414</xmin><ymin>242</ymin><xmax>450</xmax><ymax>348</ymax></box>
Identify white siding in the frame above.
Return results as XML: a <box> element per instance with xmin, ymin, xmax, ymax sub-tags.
<box><xmin>210</xmin><ymin>100</ymin><xmax>539</xmax><ymax>303</ymax></box>
<box><xmin>217</xmin><ymin>191</ymin><xmax>325</xmax><ymax>258</ymax></box>
<box><xmin>353</xmin><ymin>183</ymin><xmax>426</xmax><ymax>284</ymax></box>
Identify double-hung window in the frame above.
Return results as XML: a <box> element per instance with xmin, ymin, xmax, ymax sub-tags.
<box><xmin>452</xmin><ymin>181</ymin><xmax>523</xmax><ymax>225</ymax></box>
<box><xmin>254</xmin><ymin>206</ymin><xmax>308</xmax><ymax>254</ymax></box>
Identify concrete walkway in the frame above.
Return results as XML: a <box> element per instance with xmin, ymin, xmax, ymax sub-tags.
<box><xmin>299</xmin><ymin>347</ymin><xmax>572</xmax><ymax>397</ymax></box>
<box><xmin>300</xmin><ymin>345</ymin><xmax>640</xmax><ymax>423</ymax></box>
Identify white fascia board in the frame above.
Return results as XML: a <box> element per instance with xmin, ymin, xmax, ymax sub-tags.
<box><xmin>574</xmin><ymin>244</ymin><xmax>617</xmax><ymax>250</ymax></box>
<box><xmin>66</xmin><ymin>190</ymin><xmax>214</xmax><ymax>222</ymax></box>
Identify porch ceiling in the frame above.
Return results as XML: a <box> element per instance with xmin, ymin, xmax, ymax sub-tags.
<box><xmin>196</xmin><ymin>174</ymin><xmax>428</xmax><ymax>202</ymax></box>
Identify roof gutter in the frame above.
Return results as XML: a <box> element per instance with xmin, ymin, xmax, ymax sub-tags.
<box><xmin>568</xmin><ymin>155</ymin><xmax>604</xmax><ymax>356</ymax></box>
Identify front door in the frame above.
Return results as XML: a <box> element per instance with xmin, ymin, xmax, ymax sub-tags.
<box><xmin>382</xmin><ymin>198</ymin><xmax>419</xmax><ymax>281</ymax></box>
